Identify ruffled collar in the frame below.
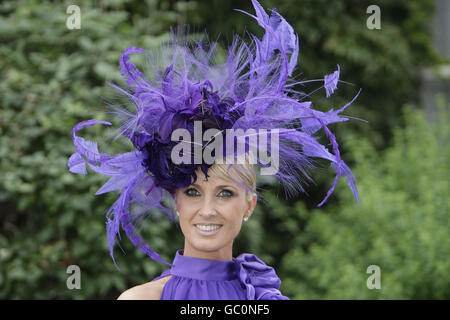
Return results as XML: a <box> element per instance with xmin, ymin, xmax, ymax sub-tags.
<box><xmin>234</xmin><ymin>253</ymin><xmax>289</xmax><ymax>300</ymax></box>
<box><xmin>168</xmin><ymin>250</ymin><xmax>289</xmax><ymax>300</ymax></box>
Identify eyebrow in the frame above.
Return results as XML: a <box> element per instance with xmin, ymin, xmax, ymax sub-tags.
<box><xmin>191</xmin><ymin>183</ymin><xmax>236</xmax><ymax>190</ymax></box>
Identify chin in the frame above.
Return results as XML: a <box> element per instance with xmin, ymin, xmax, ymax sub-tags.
<box><xmin>190</xmin><ymin>238</ymin><xmax>224</xmax><ymax>252</ymax></box>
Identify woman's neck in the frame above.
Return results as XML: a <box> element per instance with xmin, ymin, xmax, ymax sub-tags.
<box><xmin>183</xmin><ymin>241</ymin><xmax>233</xmax><ymax>261</ymax></box>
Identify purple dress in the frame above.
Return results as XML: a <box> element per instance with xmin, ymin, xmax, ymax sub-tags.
<box><xmin>151</xmin><ymin>249</ymin><xmax>290</xmax><ymax>300</ymax></box>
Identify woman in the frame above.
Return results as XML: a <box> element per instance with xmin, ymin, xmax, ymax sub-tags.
<box><xmin>118</xmin><ymin>159</ymin><xmax>291</xmax><ymax>300</ymax></box>
<box><xmin>68</xmin><ymin>0</ymin><xmax>360</xmax><ymax>300</ymax></box>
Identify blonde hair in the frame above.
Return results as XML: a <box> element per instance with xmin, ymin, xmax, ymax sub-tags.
<box><xmin>196</xmin><ymin>156</ymin><xmax>256</xmax><ymax>201</ymax></box>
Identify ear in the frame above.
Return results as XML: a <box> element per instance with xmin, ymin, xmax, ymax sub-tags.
<box><xmin>246</xmin><ymin>193</ymin><xmax>257</xmax><ymax>219</ymax></box>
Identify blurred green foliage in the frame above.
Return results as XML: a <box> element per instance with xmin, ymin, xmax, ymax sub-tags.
<box><xmin>0</xmin><ymin>0</ymin><xmax>187</xmax><ymax>299</ymax></box>
<box><xmin>0</xmin><ymin>0</ymin><xmax>447</xmax><ymax>299</ymax></box>
<box><xmin>277</xmin><ymin>101</ymin><xmax>449</xmax><ymax>299</ymax></box>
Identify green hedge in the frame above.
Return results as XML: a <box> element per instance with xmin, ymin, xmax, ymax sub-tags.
<box><xmin>278</xmin><ymin>101</ymin><xmax>449</xmax><ymax>299</ymax></box>
<box><xmin>0</xmin><ymin>0</ymin><xmax>188</xmax><ymax>300</ymax></box>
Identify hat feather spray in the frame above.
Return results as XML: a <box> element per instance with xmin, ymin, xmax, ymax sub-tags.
<box><xmin>68</xmin><ymin>0</ymin><xmax>363</xmax><ymax>268</ymax></box>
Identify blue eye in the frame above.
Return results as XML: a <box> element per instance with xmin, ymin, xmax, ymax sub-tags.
<box><xmin>218</xmin><ymin>189</ymin><xmax>234</xmax><ymax>198</ymax></box>
<box><xmin>185</xmin><ymin>188</ymin><xmax>200</xmax><ymax>197</ymax></box>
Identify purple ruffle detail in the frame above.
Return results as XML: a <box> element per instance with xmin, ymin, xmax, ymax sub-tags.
<box><xmin>234</xmin><ymin>253</ymin><xmax>290</xmax><ymax>300</ymax></box>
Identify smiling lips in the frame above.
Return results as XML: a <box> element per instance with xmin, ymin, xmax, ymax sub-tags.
<box><xmin>194</xmin><ymin>224</ymin><xmax>223</xmax><ymax>232</ymax></box>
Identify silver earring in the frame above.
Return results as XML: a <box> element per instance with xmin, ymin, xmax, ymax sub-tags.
<box><xmin>243</xmin><ymin>216</ymin><xmax>248</xmax><ymax>222</ymax></box>
<box><xmin>176</xmin><ymin>211</ymin><xmax>180</xmax><ymax>216</ymax></box>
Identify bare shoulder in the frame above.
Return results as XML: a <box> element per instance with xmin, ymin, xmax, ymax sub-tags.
<box><xmin>117</xmin><ymin>275</ymin><xmax>172</xmax><ymax>300</ymax></box>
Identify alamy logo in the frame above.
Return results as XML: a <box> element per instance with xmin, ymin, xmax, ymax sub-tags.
<box><xmin>366</xmin><ymin>5</ymin><xmax>381</xmax><ymax>30</ymax></box>
<box><xmin>66</xmin><ymin>5</ymin><xmax>81</xmax><ymax>30</ymax></box>
<box><xmin>66</xmin><ymin>265</ymin><xmax>81</xmax><ymax>290</ymax></box>
<box><xmin>366</xmin><ymin>265</ymin><xmax>381</xmax><ymax>289</ymax></box>
<box><xmin>170</xmin><ymin>121</ymin><xmax>280</xmax><ymax>175</ymax></box>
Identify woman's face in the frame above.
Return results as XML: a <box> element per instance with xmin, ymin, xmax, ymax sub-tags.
<box><xmin>174</xmin><ymin>170</ymin><xmax>257</xmax><ymax>260</ymax></box>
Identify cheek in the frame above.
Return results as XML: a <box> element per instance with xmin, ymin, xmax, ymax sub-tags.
<box><xmin>174</xmin><ymin>195</ymin><xmax>189</xmax><ymax>224</ymax></box>
<box><xmin>177</xmin><ymin>199</ymin><xmax>194</xmax><ymax>222</ymax></box>
<box><xmin>222</xmin><ymin>198</ymin><xmax>247</xmax><ymax>228</ymax></box>
<box><xmin>175</xmin><ymin>194</ymin><xmax>247</xmax><ymax>228</ymax></box>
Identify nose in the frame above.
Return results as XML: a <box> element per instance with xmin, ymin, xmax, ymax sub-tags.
<box><xmin>198</xmin><ymin>197</ymin><xmax>217</xmax><ymax>218</ymax></box>
<box><xmin>199</xmin><ymin>209</ymin><xmax>217</xmax><ymax>218</ymax></box>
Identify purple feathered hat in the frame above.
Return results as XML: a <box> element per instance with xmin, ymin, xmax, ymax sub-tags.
<box><xmin>68</xmin><ymin>0</ymin><xmax>363</xmax><ymax>268</ymax></box>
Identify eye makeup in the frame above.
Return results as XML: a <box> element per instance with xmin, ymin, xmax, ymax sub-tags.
<box><xmin>184</xmin><ymin>188</ymin><xmax>200</xmax><ymax>197</ymax></box>
<box><xmin>183</xmin><ymin>187</ymin><xmax>235</xmax><ymax>198</ymax></box>
<box><xmin>218</xmin><ymin>189</ymin><xmax>234</xmax><ymax>198</ymax></box>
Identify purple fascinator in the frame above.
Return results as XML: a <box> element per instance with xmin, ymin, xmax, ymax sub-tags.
<box><xmin>68</xmin><ymin>0</ymin><xmax>363</xmax><ymax>268</ymax></box>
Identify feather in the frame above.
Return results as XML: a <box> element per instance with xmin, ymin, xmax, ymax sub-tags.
<box><xmin>68</xmin><ymin>0</ymin><xmax>364</xmax><ymax>267</ymax></box>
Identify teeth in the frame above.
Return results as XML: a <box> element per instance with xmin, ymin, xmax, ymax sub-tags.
<box><xmin>195</xmin><ymin>224</ymin><xmax>222</xmax><ymax>231</ymax></box>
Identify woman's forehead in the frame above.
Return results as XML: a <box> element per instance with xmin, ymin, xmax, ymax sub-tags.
<box><xmin>192</xmin><ymin>174</ymin><xmax>235</xmax><ymax>187</ymax></box>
